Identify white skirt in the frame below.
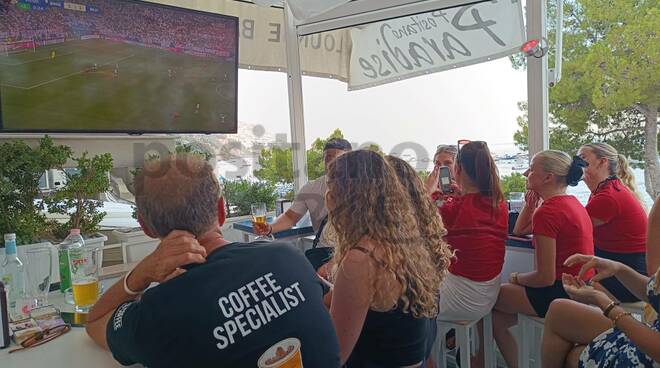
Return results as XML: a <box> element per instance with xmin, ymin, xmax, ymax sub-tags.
<box><xmin>437</xmin><ymin>272</ymin><xmax>501</xmax><ymax>321</ymax></box>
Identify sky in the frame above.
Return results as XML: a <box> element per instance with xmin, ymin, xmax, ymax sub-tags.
<box><xmin>237</xmin><ymin>56</ymin><xmax>528</xmax><ymax>164</ymax></box>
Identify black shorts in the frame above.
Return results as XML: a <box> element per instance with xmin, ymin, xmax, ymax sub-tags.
<box><xmin>595</xmin><ymin>248</ymin><xmax>647</xmax><ymax>303</ymax></box>
<box><xmin>524</xmin><ymin>280</ymin><xmax>569</xmax><ymax>318</ymax></box>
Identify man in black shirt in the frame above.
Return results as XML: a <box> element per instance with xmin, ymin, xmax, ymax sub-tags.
<box><xmin>85</xmin><ymin>154</ymin><xmax>340</xmax><ymax>368</ymax></box>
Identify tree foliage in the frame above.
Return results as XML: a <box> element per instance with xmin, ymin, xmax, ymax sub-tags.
<box><xmin>501</xmin><ymin>173</ymin><xmax>527</xmax><ymax>199</ymax></box>
<box><xmin>513</xmin><ymin>0</ymin><xmax>659</xmax><ymax>196</ymax></box>
<box><xmin>254</xmin><ymin>129</ymin><xmax>346</xmax><ymax>183</ymax></box>
<box><xmin>0</xmin><ymin>137</ymin><xmax>71</xmax><ymax>245</ymax></box>
<box><xmin>223</xmin><ymin>179</ymin><xmax>278</xmax><ymax>217</ymax></box>
<box><xmin>45</xmin><ymin>153</ymin><xmax>114</xmax><ymax>241</ymax></box>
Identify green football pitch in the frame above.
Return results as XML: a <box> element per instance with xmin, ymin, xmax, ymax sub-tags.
<box><xmin>0</xmin><ymin>39</ymin><xmax>236</xmax><ymax>132</ymax></box>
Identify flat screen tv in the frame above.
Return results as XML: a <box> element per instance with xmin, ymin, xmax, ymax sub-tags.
<box><xmin>0</xmin><ymin>0</ymin><xmax>238</xmax><ymax>133</ymax></box>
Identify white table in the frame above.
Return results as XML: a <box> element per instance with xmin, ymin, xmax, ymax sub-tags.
<box><xmin>1</xmin><ymin>266</ymin><xmax>141</xmax><ymax>368</ymax></box>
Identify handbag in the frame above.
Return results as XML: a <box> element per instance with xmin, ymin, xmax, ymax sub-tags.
<box><xmin>304</xmin><ymin>215</ymin><xmax>334</xmax><ymax>270</ymax></box>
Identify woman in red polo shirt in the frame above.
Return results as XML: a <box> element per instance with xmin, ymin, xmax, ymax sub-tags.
<box><xmin>578</xmin><ymin>143</ymin><xmax>648</xmax><ymax>302</ymax></box>
<box><xmin>435</xmin><ymin>141</ymin><xmax>508</xmax><ymax>366</ymax></box>
<box><xmin>492</xmin><ymin>150</ymin><xmax>594</xmax><ymax>368</ymax></box>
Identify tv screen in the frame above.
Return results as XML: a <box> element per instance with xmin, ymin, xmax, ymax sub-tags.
<box><xmin>0</xmin><ymin>0</ymin><xmax>238</xmax><ymax>133</ymax></box>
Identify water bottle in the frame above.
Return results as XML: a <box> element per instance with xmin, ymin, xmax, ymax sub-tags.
<box><xmin>1</xmin><ymin>234</ymin><xmax>25</xmax><ymax>320</ymax></box>
<box><xmin>58</xmin><ymin>229</ymin><xmax>84</xmax><ymax>294</ymax></box>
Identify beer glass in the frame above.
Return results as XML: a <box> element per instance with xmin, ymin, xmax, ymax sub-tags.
<box><xmin>251</xmin><ymin>203</ymin><xmax>273</xmax><ymax>241</ymax></box>
<box><xmin>25</xmin><ymin>246</ymin><xmax>54</xmax><ymax>310</ymax></box>
<box><xmin>68</xmin><ymin>247</ymin><xmax>100</xmax><ymax>312</ymax></box>
<box><xmin>258</xmin><ymin>338</ymin><xmax>303</xmax><ymax>368</ymax></box>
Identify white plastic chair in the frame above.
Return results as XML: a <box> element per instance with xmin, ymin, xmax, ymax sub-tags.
<box><xmin>434</xmin><ymin>313</ymin><xmax>495</xmax><ymax>368</ymax></box>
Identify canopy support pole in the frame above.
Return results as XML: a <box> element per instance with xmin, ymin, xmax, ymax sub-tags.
<box><xmin>284</xmin><ymin>3</ymin><xmax>308</xmax><ymax>192</ymax></box>
<box><xmin>526</xmin><ymin>0</ymin><xmax>550</xmax><ymax>158</ymax></box>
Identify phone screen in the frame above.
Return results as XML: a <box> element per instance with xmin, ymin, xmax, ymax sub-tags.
<box><xmin>439</xmin><ymin>166</ymin><xmax>453</xmax><ymax>193</ymax></box>
<box><xmin>60</xmin><ymin>312</ymin><xmax>87</xmax><ymax>327</ymax></box>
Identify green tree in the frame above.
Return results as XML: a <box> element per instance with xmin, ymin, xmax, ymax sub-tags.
<box><xmin>514</xmin><ymin>103</ymin><xmax>649</xmax><ymax>161</ymax></box>
<box><xmin>254</xmin><ymin>129</ymin><xmax>346</xmax><ymax>183</ymax></box>
<box><xmin>45</xmin><ymin>153</ymin><xmax>114</xmax><ymax>240</ymax></box>
<box><xmin>223</xmin><ymin>179</ymin><xmax>278</xmax><ymax>217</ymax></box>
<box><xmin>501</xmin><ymin>173</ymin><xmax>527</xmax><ymax>199</ymax></box>
<box><xmin>513</xmin><ymin>0</ymin><xmax>659</xmax><ymax>197</ymax></box>
<box><xmin>0</xmin><ymin>137</ymin><xmax>71</xmax><ymax>245</ymax></box>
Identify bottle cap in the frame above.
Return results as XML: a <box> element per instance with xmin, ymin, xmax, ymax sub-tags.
<box><xmin>70</xmin><ymin>229</ymin><xmax>81</xmax><ymax>236</ymax></box>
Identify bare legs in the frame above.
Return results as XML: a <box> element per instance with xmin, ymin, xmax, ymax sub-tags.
<box><xmin>541</xmin><ymin>299</ymin><xmax>611</xmax><ymax>368</ymax></box>
<box><xmin>492</xmin><ymin>284</ymin><xmax>538</xmax><ymax>368</ymax></box>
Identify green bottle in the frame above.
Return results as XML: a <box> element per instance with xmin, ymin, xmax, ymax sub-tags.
<box><xmin>57</xmin><ymin>229</ymin><xmax>84</xmax><ymax>293</ymax></box>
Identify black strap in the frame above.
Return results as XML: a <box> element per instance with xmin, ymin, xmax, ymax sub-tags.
<box><xmin>312</xmin><ymin>215</ymin><xmax>329</xmax><ymax>248</ymax></box>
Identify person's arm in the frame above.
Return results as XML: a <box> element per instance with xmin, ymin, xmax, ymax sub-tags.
<box><xmin>564</xmin><ymin>277</ymin><xmax>660</xmax><ymax>362</ymax></box>
<box><xmin>647</xmin><ymin>197</ymin><xmax>660</xmax><ymax>273</ymax></box>
<box><xmin>611</xmin><ymin>263</ymin><xmax>652</xmax><ymax>302</ymax></box>
<box><xmin>513</xmin><ymin>191</ymin><xmax>541</xmax><ymax>236</ymax></box>
<box><xmin>424</xmin><ymin>164</ymin><xmax>440</xmax><ymax>195</ymax></box>
<box><xmin>605</xmin><ymin>306</ymin><xmax>660</xmax><ymax>362</ymax></box>
<box><xmin>86</xmin><ymin>230</ymin><xmax>206</xmax><ymax>349</ymax></box>
<box><xmin>516</xmin><ymin>235</ymin><xmax>556</xmax><ymax>287</ymax></box>
<box><xmin>330</xmin><ymin>249</ymin><xmax>374</xmax><ymax>365</ymax></box>
<box><xmin>269</xmin><ymin>209</ymin><xmax>303</xmax><ymax>233</ymax></box>
<box><xmin>565</xmin><ymin>254</ymin><xmax>650</xmax><ymax>303</ymax></box>
<box><xmin>512</xmin><ymin>204</ymin><xmax>535</xmax><ymax>236</ymax></box>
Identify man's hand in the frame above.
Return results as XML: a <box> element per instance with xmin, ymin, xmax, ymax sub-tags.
<box><xmin>129</xmin><ymin>230</ymin><xmax>207</xmax><ymax>291</ymax></box>
<box><xmin>253</xmin><ymin>222</ymin><xmax>272</xmax><ymax>236</ymax></box>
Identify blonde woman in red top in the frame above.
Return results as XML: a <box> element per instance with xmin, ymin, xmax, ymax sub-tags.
<box><xmin>493</xmin><ymin>150</ymin><xmax>594</xmax><ymax>368</ymax></box>
<box><xmin>578</xmin><ymin>142</ymin><xmax>648</xmax><ymax>302</ymax></box>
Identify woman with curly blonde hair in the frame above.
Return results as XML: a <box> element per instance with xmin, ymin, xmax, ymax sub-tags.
<box><xmin>326</xmin><ymin>150</ymin><xmax>447</xmax><ymax>368</ymax></box>
<box><xmin>385</xmin><ymin>155</ymin><xmax>453</xmax><ymax>274</ymax></box>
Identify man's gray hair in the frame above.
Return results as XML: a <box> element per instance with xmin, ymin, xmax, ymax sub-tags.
<box><xmin>135</xmin><ymin>154</ymin><xmax>222</xmax><ymax>238</ymax></box>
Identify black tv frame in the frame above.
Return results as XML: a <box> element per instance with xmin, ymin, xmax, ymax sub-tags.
<box><xmin>0</xmin><ymin>0</ymin><xmax>239</xmax><ymax>134</ymax></box>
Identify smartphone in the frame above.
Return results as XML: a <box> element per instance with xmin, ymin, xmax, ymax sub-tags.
<box><xmin>60</xmin><ymin>312</ymin><xmax>87</xmax><ymax>328</ymax></box>
<box><xmin>439</xmin><ymin>166</ymin><xmax>453</xmax><ymax>193</ymax></box>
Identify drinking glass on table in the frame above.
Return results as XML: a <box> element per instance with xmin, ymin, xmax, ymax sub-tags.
<box><xmin>251</xmin><ymin>203</ymin><xmax>274</xmax><ymax>241</ymax></box>
<box><xmin>68</xmin><ymin>247</ymin><xmax>101</xmax><ymax>312</ymax></box>
<box><xmin>24</xmin><ymin>246</ymin><xmax>54</xmax><ymax>310</ymax></box>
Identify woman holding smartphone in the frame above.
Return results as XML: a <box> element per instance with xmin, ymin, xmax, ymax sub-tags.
<box><xmin>435</xmin><ymin>141</ymin><xmax>508</xmax><ymax>366</ymax></box>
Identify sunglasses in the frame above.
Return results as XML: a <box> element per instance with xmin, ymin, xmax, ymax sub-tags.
<box><xmin>456</xmin><ymin>139</ymin><xmax>487</xmax><ymax>162</ymax></box>
<box><xmin>9</xmin><ymin>323</ymin><xmax>71</xmax><ymax>353</ymax></box>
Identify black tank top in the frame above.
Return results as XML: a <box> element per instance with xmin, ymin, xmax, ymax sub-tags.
<box><xmin>344</xmin><ymin>246</ymin><xmax>433</xmax><ymax>368</ymax></box>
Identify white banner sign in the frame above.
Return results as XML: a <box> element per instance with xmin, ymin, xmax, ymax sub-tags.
<box><xmin>349</xmin><ymin>0</ymin><xmax>525</xmax><ymax>90</ymax></box>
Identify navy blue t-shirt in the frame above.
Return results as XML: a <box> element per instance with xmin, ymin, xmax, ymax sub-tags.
<box><xmin>106</xmin><ymin>242</ymin><xmax>340</xmax><ymax>368</ymax></box>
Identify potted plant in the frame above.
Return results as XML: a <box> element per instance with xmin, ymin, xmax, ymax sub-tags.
<box><xmin>45</xmin><ymin>152</ymin><xmax>114</xmax><ymax>250</ymax></box>
<box><xmin>0</xmin><ymin>137</ymin><xmax>71</xmax><ymax>279</ymax></box>
<box><xmin>0</xmin><ymin>136</ymin><xmax>71</xmax><ymax>246</ymax></box>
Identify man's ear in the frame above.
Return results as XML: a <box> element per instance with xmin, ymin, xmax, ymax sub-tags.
<box><xmin>218</xmin><ymin>197</ymin><xmax>226</xmax><ymax>227</ymax></box>
<box><xmin>137</xmin><ymin>214</ymin><xmax>158</xmax><ymax>239</ymax></box>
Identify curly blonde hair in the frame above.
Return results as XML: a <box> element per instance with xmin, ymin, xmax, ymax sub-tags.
<box><xmin>384</xmin><ymin>155</ymin><xmax>453</xmax><ymax>275</ymax></box>
<box><xmin>327</xmin><ymin>150</ymin><xmax>443</xmax><ymax>318</ymax></box>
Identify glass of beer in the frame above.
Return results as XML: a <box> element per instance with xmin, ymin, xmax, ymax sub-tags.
<box><xmin>68</xmin><ymin>247</ymin><xmax>100</xmax><ymax>312</ymax></box>
<box><xmin>258</xmin><ymin>337</ymin><xmax>303</xmax><ymax>368</ymax></box>
<box><xmin>251</xmin><ymin>203</ymin><xmax>273</xmax><ymax>241</ymax></box>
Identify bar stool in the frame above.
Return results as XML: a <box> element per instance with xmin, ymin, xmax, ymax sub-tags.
<box><xmin>517</xmin><ymin>314</ymin><xmax>544</xmax><ymax>368</ymax></box>
<box><xmin>434</xmin><ymin>313</ymin><xmax>495</xmax><ymax>368</ymax></box>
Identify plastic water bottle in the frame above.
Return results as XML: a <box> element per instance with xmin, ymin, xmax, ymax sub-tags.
<box><xmin>58</xmin><ymin>229</ymin><xmax>84</xmax><ymax>294</ymax></box>
<box><xmin>1</xmin><ymin>233</ymin><xmax>24</xmax><ymax>320</ymax></box>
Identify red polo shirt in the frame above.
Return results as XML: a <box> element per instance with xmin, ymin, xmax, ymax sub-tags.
<box><xmin>440</xmin><ymin>193</ymin><xmax>508</xmax><ymax>282</ymax></box>
<box><xmin>585</xmin><ymin>178</ymin><xmax>647</xmax><ymax>254</ymax></box>
<box><xmin>532</xmin><ymin>195</ymin><xmax>595</xmax><ymax>281</ymax></box>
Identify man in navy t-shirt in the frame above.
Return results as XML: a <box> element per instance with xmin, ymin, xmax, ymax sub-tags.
<box><xmin>85</xmin><ymin>154</ymin><xmax>339</xmax><ymax>368</ymax></box>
